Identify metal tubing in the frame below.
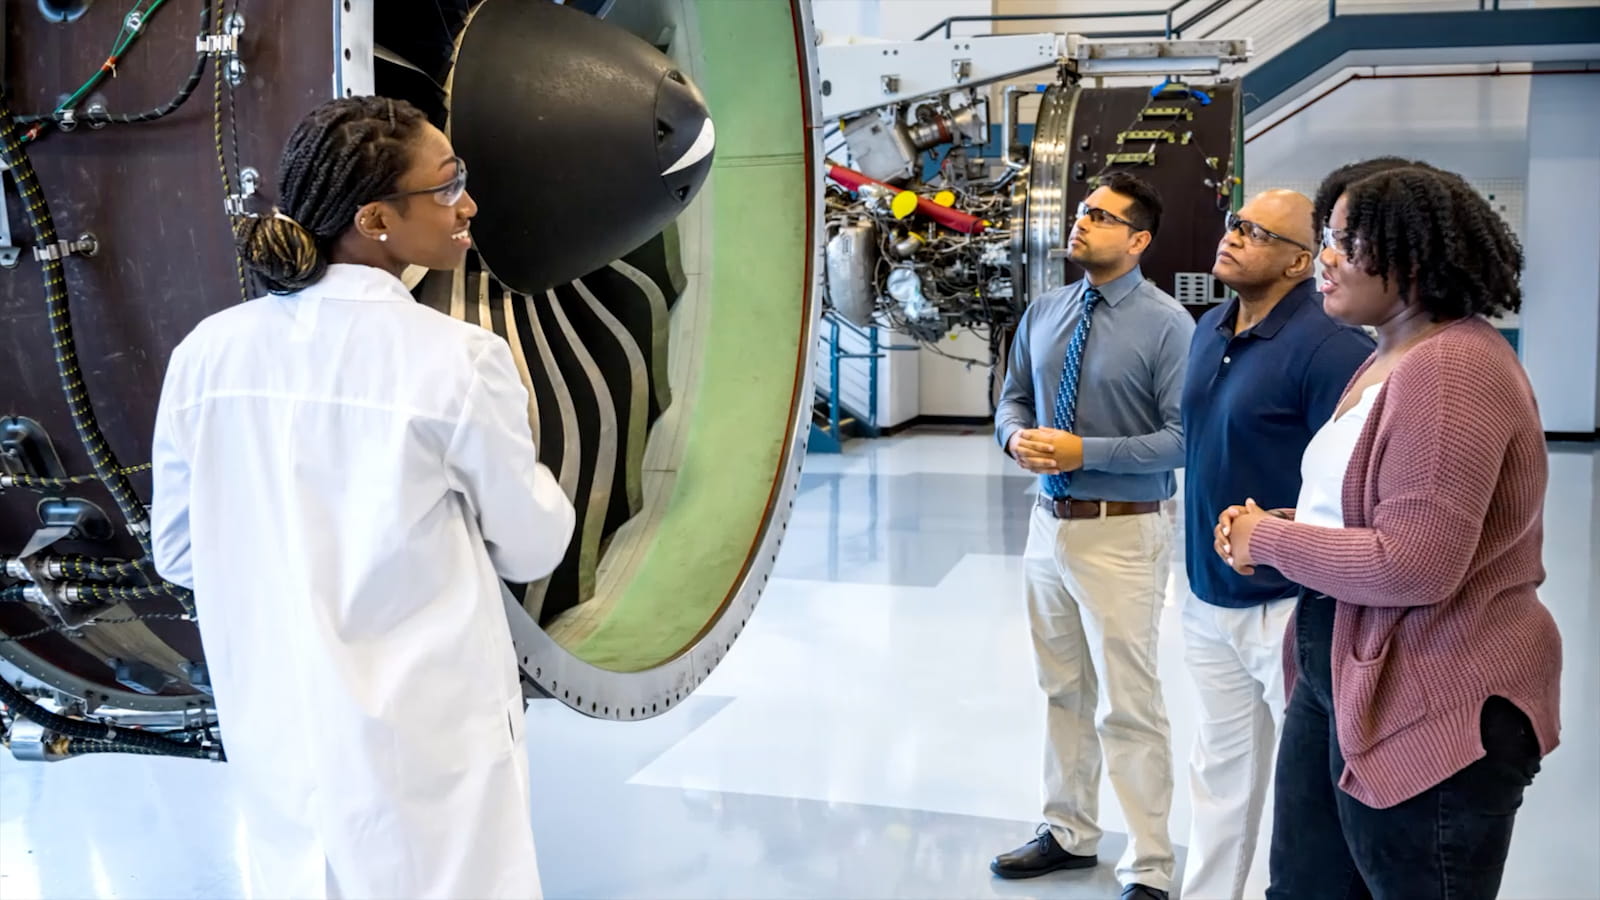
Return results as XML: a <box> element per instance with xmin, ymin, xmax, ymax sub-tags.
<box><xmin>1176</xmin><ymin>0</ymin><xmax>1234</xmax><ymax>36</ymax></box>
<box><xmin>830</xmin><ymin>316</ymin><xmax>841</xmax><ymax>439</ymax></box>
<box><xmin>1198</xmin><ymin>0</ymin><xmax>1268</xmax><ymax>40</ymax></box>
<box><xmin>1001</xmin><ymin>85</ymin><xmax>1028</xmax><ymax>164</ymax></box>
<box><xmin>868</xmin><ymin>326</ymin><xmax>879</xmax><ymax>429</ymax></box>
<box><xmin>916</xmin><ymin>10</ymin><xmax>1171</xmax><ymax>41</ymax></box>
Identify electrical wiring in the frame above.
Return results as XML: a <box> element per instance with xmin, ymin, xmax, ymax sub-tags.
<box><xmin>0</xmin><ymin>89</ymin><xmax>197</xmax><ymax>620</ymax></box>
<box><xmin>214</xmin><ymin>0</ymin><xmax>248</xmax><ymax>301</ymax></box>
<box><xmin>16</xmin><ymin>0</ymin><xmax>175</xmax><ymax>141</ymax></box>
<box><xmin>0</xmin><ymin>463</ymin><xmax>152</xmax><ymax>491</ymax></box>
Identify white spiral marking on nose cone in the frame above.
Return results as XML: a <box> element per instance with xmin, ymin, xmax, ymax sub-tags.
<box><xmin>661</xmin><ymin>118</ymin><xmax>716</xmax><ymax>177</ymax></box>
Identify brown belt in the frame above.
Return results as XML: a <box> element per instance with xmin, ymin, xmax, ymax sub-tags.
<box><xmin>1036</xmin><ymin>495</ymin><xmax>1160</xmax><ymax>519</ymax></box>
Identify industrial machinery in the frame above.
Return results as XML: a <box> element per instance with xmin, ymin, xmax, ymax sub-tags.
<box><xmin>1</xmin><ymin>0</ymin><xmax>821</xmax><ymax>760</ymax></box>
<box><xmin>817</xmin><ymin>33</ymin><xmax>1250</xmax><ymax>364</ymax></box>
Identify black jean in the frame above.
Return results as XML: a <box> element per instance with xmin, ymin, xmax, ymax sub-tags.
<box><xmin>1266</xmin><ymin>591</ymin><xmax>1542</xmax><ymax>900</ymax></box>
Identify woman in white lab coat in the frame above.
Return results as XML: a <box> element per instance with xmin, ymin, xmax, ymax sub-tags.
<box><xmin>150</xmin><ymin>96</ymin><xmax>576</xmax><ymax>900</ymax></box>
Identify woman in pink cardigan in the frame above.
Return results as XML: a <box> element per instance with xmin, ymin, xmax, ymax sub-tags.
<box><xmin>1215</xmin><ymin>164</ymin><xmax>1561</xmax><ymax>899</ymax></box>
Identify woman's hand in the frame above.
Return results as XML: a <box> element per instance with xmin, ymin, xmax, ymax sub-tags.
<box><xmin>1215</xmin><ymin>499</ymin><xmax>1274</xmax><ymax>575</ymax></box>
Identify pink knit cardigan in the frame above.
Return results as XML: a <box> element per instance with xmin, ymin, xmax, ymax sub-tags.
<box><xmin>1250</xmin><ymin>316</ymin><xmax>1561</xmax><ymax>809</ymax></box>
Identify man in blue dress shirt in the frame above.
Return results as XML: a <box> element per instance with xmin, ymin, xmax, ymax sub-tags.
<box><xmin>991</xmin><ymin>172</ymin><xmax>1194</xmax><ymax>900</ymax></box>
<box><xmin>1177</xmin><ymin>189</ymin><xmax>1372</xmax><ymax>899</ymax></box>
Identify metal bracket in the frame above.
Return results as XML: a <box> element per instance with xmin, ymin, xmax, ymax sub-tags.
<box><xmin>111</xmin><ymin>658</ymin><xmax>178</xmax><ymax>695</ymax></box>
<box><xmin>34</xmin><ymin>499</ymin><xmax>115</xmax><ymax>546</ymax></box>
<box><xmin>0</xmin><ymin>417</ymin><xmax>67</xmax><ymax>480</ymax></box>
<box><xmin>1106</xmin><ymin>150</ymin><xmax>1157</xmax><ymax>165</ymax></box>
<box><xmin>32</xmin><ymin>233</ymin><xmax>98</xmax><ymax>263</ymax></box>
<box><xmin>224</xmin><ymin>166</ymin><xmax>260</xmax><ymax>217</ymax></box>
<box><xmin>195</xmin><ymin>33</ymin><xmax>239</xmax><ymax>55</ymax></box>
<box><xmin>1118</xmin><ymin>129</ymin><xmax>1191</xmax><ymax>144</ymax></box>
<box><xmin>6</xmin><ymin>720</ymin><xmax>67</xmax><ymax>763</ymax></box>
<box><xmin>198</xmin><ymin>14</ymin><xmax>247</xmax><ymax>86</ymax></box>
<box><xmin>1061</xmin><ymin>36</ymin><xmax>1250</xmax><ymax>78</ymax></box>
<box><xmin>0</xmin><ymin>166</ymin><xmax>17</xmax><ymax>269</ymax></box>
<box><xmin>12</xmin><ymin>500</ymin><xmax>118</xmax><ymax>629</ymax></box>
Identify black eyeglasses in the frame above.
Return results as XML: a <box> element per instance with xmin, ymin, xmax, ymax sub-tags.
<box><xmin>1225</xmin><ymin>212</ymin><xmax>1313</xmax><ymax>252</ymax></box>
<box><xmin>1076</xmin><ymin>201</ymin><xmax>1143</xmax><ymax>232</ymax></box>
<box><xmin>373</xmin><ymin>157</ymin><xmax>468</xmax><ymax>207</ymax></box>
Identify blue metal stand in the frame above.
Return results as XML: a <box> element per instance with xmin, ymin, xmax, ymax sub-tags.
<box><xmin>810</xmin><ymin>311</ymin><xmax>919</xmax><ymax>453</ymax></box>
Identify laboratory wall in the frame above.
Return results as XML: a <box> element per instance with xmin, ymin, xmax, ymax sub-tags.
<box><xmin>1519</xmin><ymin>68</ymin><xmax>1600</xmax><ymax>436</ymax></box>
<box><xmin>1248</xmin><ymin>66</ymin><xmax>1600</xmax><ymax>435</ymax></box>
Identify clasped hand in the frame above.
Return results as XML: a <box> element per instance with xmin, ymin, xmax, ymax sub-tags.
<box><xmin>1008</xmin><ymin>428</ymin><xmax>1084</xmax><ymax>475</ymax></box>
<box><xmin>1214</xmin><ymin>499</ymin><xmax>1272</xmax><ymax>575</ymax></box>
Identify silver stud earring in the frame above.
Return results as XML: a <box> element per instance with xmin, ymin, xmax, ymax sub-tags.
<box><xmin>378</xmin><ymin>234</ymin><xmax>388</xmax><ymax>242</ymax></box>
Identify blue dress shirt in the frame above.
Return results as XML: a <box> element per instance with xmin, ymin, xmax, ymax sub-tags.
<box><xmin>996</xmin><ymin>266</ymin><xmax>1195</xmax><ymax>503</ymax></box>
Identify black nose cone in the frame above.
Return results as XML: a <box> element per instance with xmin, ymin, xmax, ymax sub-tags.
<box><xmin>450</xmin><ymin>0</ymin><xmax>716</xmax><ymax>295</ymax></box>
<box><xmin>654</xmin><ymin>69</ymin><xmax>715</xmax><ymax>205</ymax></box>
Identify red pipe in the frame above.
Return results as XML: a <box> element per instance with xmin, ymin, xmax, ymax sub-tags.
<box><xmin>825</xmin><ymin>163</ymin><xmax>989</xmax><ymax>234</ymax></box>
<box><xmin>1246</xmin><ymin>67</ymin><xmax>1599</xmax><ymax>144</ymax></box>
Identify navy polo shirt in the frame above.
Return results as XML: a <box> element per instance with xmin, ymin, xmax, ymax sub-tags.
<box><xmin>1181</xmin><ymin>279</ymin><xmax>1374</xmax><ymax>607</ymax></box>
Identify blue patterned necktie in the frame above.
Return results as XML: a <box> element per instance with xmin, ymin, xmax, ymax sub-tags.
<box><xmin>1044</xmin><ymin>286</ymin><xmax>1102</xmax><ymax>499</ymax></box>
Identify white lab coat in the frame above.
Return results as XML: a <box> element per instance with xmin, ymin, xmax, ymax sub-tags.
<box><xmin>150</xmin><ymin>264</ymin><xmax>575</xmax><ymax>900</ymax></box>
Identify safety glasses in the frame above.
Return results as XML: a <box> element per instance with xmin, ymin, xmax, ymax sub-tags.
<box><xmin>1075</xmin><ymin>201</ymin><xmax>1142</xmax><ymax>232</ymax></box>
<box><xmin>1321</xmin><ymin>225</ymin><xmax>1364</xmax><ymax>258</ymax></box>
<box><xmin>1226</xmin><ymin>212</ymin><xmax>1313</xmax><ymax>252</ymax></box>
<box><xmin>373</xmin><ymin>157</ymin><xmax>468</xmax><ymax>207</ymax></box>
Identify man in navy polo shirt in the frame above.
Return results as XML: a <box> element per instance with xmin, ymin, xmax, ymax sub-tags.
<box><xmin>1178</xmin><ymin>189</ymin><xmax>1372</xmax><ymax>900</ymax></box>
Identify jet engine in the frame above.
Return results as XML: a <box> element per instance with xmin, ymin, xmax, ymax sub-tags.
<box><xmin>818</xmin><ymin>36</ymin><xmax>1250</xmax><ymax>378</ymax></box>
<box><xmin>0</xmin><ymin>0</ymin><xmax>822</xmax><ymax>759</ymax></box>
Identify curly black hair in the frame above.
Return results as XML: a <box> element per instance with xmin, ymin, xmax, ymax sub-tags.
<box><xmin>234</xmin><ymin>96</ymin><xmax>429</xmax><ymax>294</ymax></box>
<box><xmin>1336</xmin><ymin>166</ymin><xmax>1524</xmax><ymax>320</ymax></box>
<box><xmin>1100</xmin><ymin>171</ymin><xmax>1163</xmax><ymax>238</ymax></box>
<box><xmin>1312</xmin><ymin>155</ymin><xmax>1434</xmax><ymax>233</ymax></box>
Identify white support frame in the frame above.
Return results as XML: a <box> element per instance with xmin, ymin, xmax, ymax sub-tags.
<box><xmin>818</xmin><ymin>33</ymin><xmax>1064</xmax><ymax>121</ymax></box>
<box><xmin>818</xmin><ymin>34</ymin><xmax>1253</xmax><ymax>122</ymax></box>
<box><xmin>1063</xmin><ymin>36</ymin><xmax>1251</xmax><ymax>77</ymax></box>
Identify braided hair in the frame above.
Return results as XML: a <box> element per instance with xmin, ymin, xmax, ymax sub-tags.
<box><xmin>1312</xmin><ymin>155</ymin><xmax>1434</xmax><ymax>233</ymax></box>
<box><xmin>1335</xmin><ymin>166</ymin><xmax>1524</xmax><ymax>320</ymax></box>
<box><xmin>234</xmin><ymin>96</ymin><xmax>428</xmax><ymax>294</ymax></box>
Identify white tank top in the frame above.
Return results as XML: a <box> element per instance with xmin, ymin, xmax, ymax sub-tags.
<box><xmin>1294</xmin><ymin>381</ymin><xmax>1384</xmax><ymax>529</ymax></box>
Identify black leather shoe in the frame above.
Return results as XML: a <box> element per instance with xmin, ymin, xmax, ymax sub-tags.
<box><xmin>1121</xmin><ymin>885</ymin><xmax>1168</xmax><ymax>900</ymax></box>
<box><xmin>989</xmin><ymin>824</ymin><xmax>1097</xmax><ymax>879</ymax></box>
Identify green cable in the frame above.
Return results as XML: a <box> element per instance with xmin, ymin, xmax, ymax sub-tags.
<box><xmin>51</xmin><ymin>0</ymin><xmax>169</xmax><ymax>118</ymax></box>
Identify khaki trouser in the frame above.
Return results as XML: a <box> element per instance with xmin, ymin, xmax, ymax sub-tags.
<box><xmin>1024</xmin><ymin>504</ymin><xmax>1176</xmax><ymax>892</ymax></box>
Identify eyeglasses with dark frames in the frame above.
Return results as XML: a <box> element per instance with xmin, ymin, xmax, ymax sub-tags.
<box><xmin>1076</xmin><ymin>201</ymin><xmax>1144</xmax><ymax>232</ymax></box>
<box><xmin>1225</xmin><ymin>212</ymin><xmax>1313</xmax><ymax>252</ymax></box>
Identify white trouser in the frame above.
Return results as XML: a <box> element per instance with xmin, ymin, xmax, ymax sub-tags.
<box><xmin>1023</xmin><ymin>505</ymin><xmax>1175</xmax><ymax>892</ymax></box>
<box><xmin>1179</xmin><ymin>592</ymin><xmax>1297</xmax><ymax>900</ymax></box>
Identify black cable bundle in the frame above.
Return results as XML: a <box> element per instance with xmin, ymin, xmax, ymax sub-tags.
<box><xmin>13</xmin><ymin>2</ymin><xmax>214</xmax><ymax>133</ymax></box>
<box><xmin>0</xmin><ymin>88</ymin><xmax>152</xmax><ymax>553</ymax></box>
<box><xmin>0</xmin><ymin>677</ymin><xmax>213</xmax><ymax>759</ymax></box>
<box><xmin>0</xmin><ymin>90</ymin><xmax>198</xmax><ymax>620</ymax></box>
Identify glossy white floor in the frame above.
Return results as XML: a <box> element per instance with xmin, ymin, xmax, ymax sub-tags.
<box><xmin>2</xmin><ymin>432</ymin><xmax>1596</xmax><ymax>899</ymax></box>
